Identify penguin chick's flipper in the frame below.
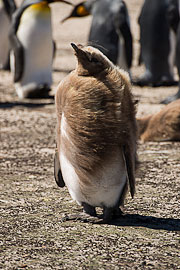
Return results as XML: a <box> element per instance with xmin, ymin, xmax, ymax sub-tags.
<box><xmin>9</xmin><ymin>23</ymin><xmax>24</xmax><ymax>83</ymax></box>
<box><xmin>54</xmin><ymin>149</ymin><xmax>65</xmax><ymax>188</ymax></box>
<box><xmin>115</xmin><ymin>1</ymin><xmax>133</xmax><ymax>68</ymax></box>
<box><xmin>122</xmin><ymin>146</ymin><xmax>136</xmax><ymax>199</ymax></box>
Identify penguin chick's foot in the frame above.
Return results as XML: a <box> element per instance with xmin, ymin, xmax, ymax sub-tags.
<box><xmin>82</xmin><ymin>202</ymin><xmax>97</xmax><ymax>217</ymax></box>
<box><xmin>161</xmin><ymin>90</ymin><xmax>180</xmax><ymax>104</ymax></box>
<box><xmin>103</xmin><ymin>206</ymin><xmax>123</xmax><ymax>222</ymax></box>
<box><xmin>16</xmin><ymin>83</ymin><xmax>52</xmax><ymax>99</ymax></box>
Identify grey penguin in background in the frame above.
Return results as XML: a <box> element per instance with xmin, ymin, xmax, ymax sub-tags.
<box><xmin>54</xmin><ymin>43</ymin><xmax>138</xmax><ymax>222</ymax></box>
<box><xmin>134</xmin><ymin>0</ymin><xmax>177</xmax><ymax>87</ymax></box>
<box><xmin>62</xmin><ymin>0</ymin><xmax>133</xmax><ymax>74</ymax></box>
<box><xmin>9</xmin><ymin>0</ymin><xmax>72</xmax><ymax>99</ymax></box>
<box><xmin>0</xmin><ymin>0</ymin><xmax>16</xmax><ymax>70</ymax></box>
<box><xmin>162</xmin><ymin>0</ymin><xmax>180</xmax><ymax>104</ymax></box>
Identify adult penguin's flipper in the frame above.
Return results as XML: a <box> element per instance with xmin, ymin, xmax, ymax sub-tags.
<box><xmin>9</xmin><ymin>10</ymin><xmax>24</xmax><ymax>83</ymax></box>
<box><xmin>54</xmin><ymin>149</ymin><xmax>65</xmax><ymax>188</ymax></box>
<box><xmin>2</xmin><ymin>0</ymin><xmax>16</xmax><ymax>19</ymax></box>
<box><xmin>119</xmin><ymin>21</ymin><xmax>133</xmax><ymax>68</ymax></box>
<box><xmin>115</xmin><ymin>1</ymin><xmax>133</xmax><ymax>68</ymax></box>
<box><xmin>9</xmin><ymin>33</ymin><xmax>24</xmax><ymax>82</ymax></box>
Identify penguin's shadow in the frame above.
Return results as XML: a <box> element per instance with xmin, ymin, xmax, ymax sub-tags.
<box><xmin>107</xmin><ymin>213</ymin><xmax>180</xmax><ymax>231</ymax></box>
<box><xmin>0</xmin><ymin>100</ymin><xmax>54</xmax><ymax>109</ymax></box>
<box><xmin>66</xmin><ymin>213</ymin><xmax>180</xmax><ymax>231</ymax></box>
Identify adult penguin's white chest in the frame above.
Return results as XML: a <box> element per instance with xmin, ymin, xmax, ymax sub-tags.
<box><xmin>0</xmin><ymin>1</ymin><xmax>10</xmax><ymax>68</ymax></box>
<box><xmin>17</xmin><ymin>3</ymin><xmax>53</xmax><ymax>85</ymax></box>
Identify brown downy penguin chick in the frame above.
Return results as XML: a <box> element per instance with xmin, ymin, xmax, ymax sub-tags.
<box><xmin>54</xmin><ymin>43</ymin><xmax>138</xmax><ymax>221</ymax></box>
<box><xmin>137</xmin><ymin>99</ymin><xmax>180</xmax><ymax>142</ymax></box>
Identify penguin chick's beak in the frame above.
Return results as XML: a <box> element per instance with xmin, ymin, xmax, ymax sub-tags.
<box><xmin>71</xmin><ymin>43</ymin><xmax>87</xmax><ymax>58</ymax></box>
<box><xmin>71</xmin><ymin>43</ymin><xmax>80</xmax><ymax>54</ymax></box>
<box><xmin>71</xmin><ymin>43</ymin><xmax>93</xmax><ymax>62</ymax></box>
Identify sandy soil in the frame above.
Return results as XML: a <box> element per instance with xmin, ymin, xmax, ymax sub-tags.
<box><xmin>0</xmin><ymin>0</ymin><xmax>180</xmax><ymax>269</ymax></box>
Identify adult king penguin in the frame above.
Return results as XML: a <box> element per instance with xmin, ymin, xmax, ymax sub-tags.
<box><xmin>54</xmin><ymin>43</ymin><xmax>138</xmax><ymax>222</ymax></box>
<box><xmin>62</xmin><ymin>0</ymin><xmax>133</xmax><ymax>74</ymax></box>
<box><xmin>162</xmin><ymin>0</ymin><xmax>180</xmax><ymax>104</ymax></box>
<box><xmin>0</xmin><ymin>0</ymin><xmax>16</xmax><ymax>70</ymax></box>
<box><xmin>135</xmin><ymin>0</ymin><xmax>177</xmax><ymax>87</ymax></box>
<box><xmin>9</xmin><ymin>0</ymin><xmax>71</xmax><ymax>99</ymax></box>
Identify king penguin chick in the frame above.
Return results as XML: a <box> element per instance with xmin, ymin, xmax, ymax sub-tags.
<box><xmin>54</xmin><ymin>43</ymin><xmax>138</xmax><ymax>222</ymax></box>
<box><xmin>9</xmin><ymin>0</ymin><xmax>71</xmax><ymax>99</ymax></box>
<box><xmin>62</xmin><ymin>0</ymin><xmax>133</xmax><ymax>74</ymax></box>
<box><xmin>137</xmin><ymin>99</ymin><xmax>180</xmax><ymax>142</ymax></box>
<box><xmin>0</xmin><ymin>0</ymin><xmax>16</xmax><ymax>70</ymax></box>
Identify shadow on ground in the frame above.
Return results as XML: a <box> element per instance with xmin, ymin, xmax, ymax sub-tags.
<box><xmin>108</xmin><ymin>214</ymin><xmax>180</xmax><ymax>231</ymax></box>
<box><xmin>62</xmin><ymin>213</ymin><xmax>180</xmax><ymax>232</ymax></box>
<box><xmin>0</xmin><ymin>100</ymin><xmax>54</xmax><ymax>109</ymax></box>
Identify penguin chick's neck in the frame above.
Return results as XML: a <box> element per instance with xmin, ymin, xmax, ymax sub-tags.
<box><xmin>73</xmin><ymin>44</ymin><xmax>114</xmax><ymax>76</ymax></box>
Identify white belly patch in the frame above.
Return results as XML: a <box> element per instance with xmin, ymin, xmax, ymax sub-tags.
<box><xmin>15</xmin><ymin>11</ymin><xmax>53</xmax><ymax>87</ymax></box>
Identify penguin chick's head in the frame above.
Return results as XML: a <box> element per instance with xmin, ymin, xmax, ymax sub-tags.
<box><xmin>71</xmin><ymin>43</ymin><xmax>114</xmax><ymax>76</ymax></box>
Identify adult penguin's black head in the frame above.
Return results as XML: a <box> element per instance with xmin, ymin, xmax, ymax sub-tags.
<box><xmin>61</xmin><ymin>2</ymin><xmax>90</xmax><ymax>22</ymax></box>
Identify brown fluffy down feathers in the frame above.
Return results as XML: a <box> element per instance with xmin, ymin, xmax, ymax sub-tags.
<box><xmin>137</xmin><ymin>99</ymin><xmax>180</xmax><ymax>142</ymax></box>
<box><xmin>55</xmin><ymin>44</ymin><xmax>138</xmax><ymax>198</ymax></box>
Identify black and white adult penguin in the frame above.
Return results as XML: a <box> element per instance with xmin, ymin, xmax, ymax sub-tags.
<box><xmin>162</xmin><ymin>0</ymin><xmax>180</xmax><ymax>104</ymax></box>
<box><xmin>54</xmin><ymin>43</ymin><xmax>138</xmax><ymax>222</ymax></box>
<box><xmin>62</xmin><ymin>0</ymin><xmax>133</xmax><ymax>74</ymax></box>
<box><xmin>9</xmin><ymin>0</ymin><xmax>71</xmax><ymax>99</ymax></box>
<box><xmin>0</xmin><ymin>0</ymin><xmax>16</xmax><ymax>70</ymax></box>
<box><xmin>135</xmin><ymin>0</ymin><xmax>177</xmax><ymax>87</ymax></box>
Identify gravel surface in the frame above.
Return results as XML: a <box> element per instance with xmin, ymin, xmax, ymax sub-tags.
<box><xmin>0</xmin><ymin>0</ymin><xmax>180</xmax><ymax>269</ymax></box>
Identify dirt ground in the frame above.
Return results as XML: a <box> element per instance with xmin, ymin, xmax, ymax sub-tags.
<box><xmin>0</xmin><ymin>0</ymin><xmax>180</xmax><ymax>269</ymax></box>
